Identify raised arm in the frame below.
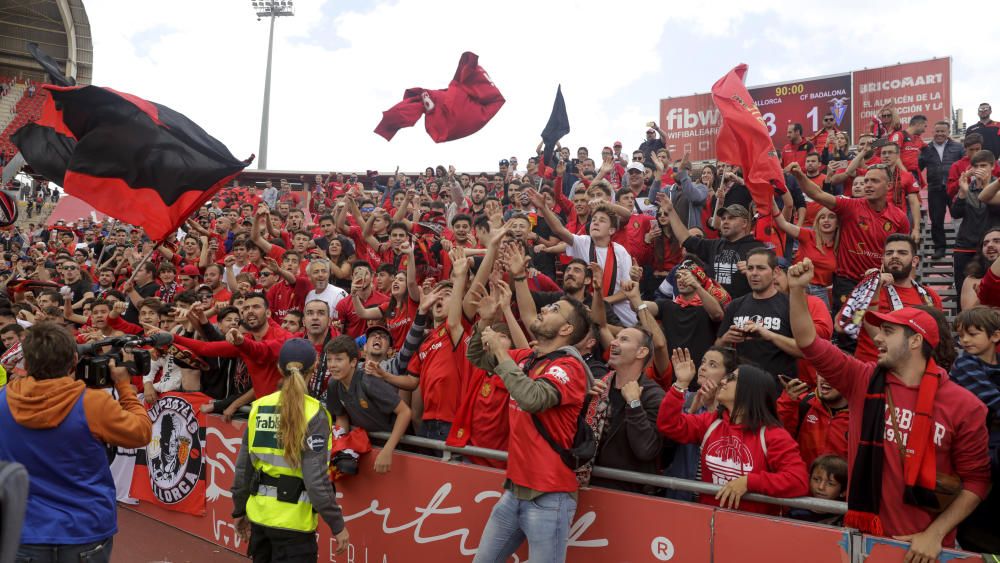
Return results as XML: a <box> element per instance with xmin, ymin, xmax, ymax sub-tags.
<box><xmin>527</xmin><ymin>188</ymin><xmax>573</xmax><ymax>244</ymax></box>
<box><xmin>624</xmin><ymin>279</ymin><xmax>669</xmax><ymax>375</ymax></box>
<box><xmin>446</xmin><ymin>246</ymin><xmax>469</xmax><ymax>346</ymax></box>
<box><xmin>788</xmin><ymin>164</ymin><xmax>836</xmax><ymax>209</ymax></box>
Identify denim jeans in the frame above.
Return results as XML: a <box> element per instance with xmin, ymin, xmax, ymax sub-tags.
<box><xmin>417</xmin><ymin>419</ymin><xmax>452</xmax><ymax>458</ymax></box>
<box><xmin>473</xmin><ymin>490</ymin><xmax>577</xmax><ymax>563</ymax></box>
<box><xmin>16</xmin><ymin>537</ymin><xmax>113</xmax><ymax>563</ymax></box>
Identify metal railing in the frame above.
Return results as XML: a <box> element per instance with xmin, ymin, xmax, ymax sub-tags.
<box><xmin>369</xmin><ymin>432</ymin><xmax>847</xmax><ymax>515</ymax></box>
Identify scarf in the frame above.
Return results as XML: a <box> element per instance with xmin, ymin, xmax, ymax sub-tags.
<box><xmin>845</xmin><ymin>361</ymin><xmax>943</xmax><ymax>535</ymax></box>
<box><xmin>837</xmin><ymin>273</ymin><xmax>933</xmax><ymax>340</ymax></box>
<box><xmin>589</xmin><ymin>239</ymin><xmax>617</xmax><ymax>298</ymax></box>
<box><xmin>576</xmin><ymin>371</ymin><xmax>614</xmax><ymax>487</ymax></box>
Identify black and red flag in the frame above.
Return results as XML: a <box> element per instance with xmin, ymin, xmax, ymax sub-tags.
<box><xmin>11</xmin><ymin>85</ymin><xmax>252</xmax><ymax>241</ymax></box>
<box><xmin>375</xmin><ymin>51</ymin><xmax>505</xmax><ymax>143</ymax></box>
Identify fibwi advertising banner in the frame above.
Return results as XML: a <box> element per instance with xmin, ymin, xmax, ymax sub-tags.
<box><xmin>130</xmin><ymin>392</ymin><xmax>212</xmax><ymax>515</ymax></box>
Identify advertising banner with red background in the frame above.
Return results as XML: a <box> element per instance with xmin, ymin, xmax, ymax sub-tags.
<box><xmin>659</xmin><ymin>58</ymin><xmax>950</xmax><ymax>162</ymax></box>
<box><xmin>125</xmin><ymin>415</ymin><xmax>984</xmax><ymax>563</ymax></box>
<box><xmin>851</xmin><ymin>58</ymin><xmax>951</xmax><ymax>140</ymax></box>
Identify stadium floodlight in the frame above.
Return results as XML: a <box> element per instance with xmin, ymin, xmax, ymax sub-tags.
<box><xmin>251</xmin><ymin>0</ymin><xmax>295</xmax><ymax>169</ymax></box>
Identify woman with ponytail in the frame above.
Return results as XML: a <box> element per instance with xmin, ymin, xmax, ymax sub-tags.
<box><xmin>231</xmin><ymin>338</ymin><xmax>350</xmax><ymax>561</ymax></box>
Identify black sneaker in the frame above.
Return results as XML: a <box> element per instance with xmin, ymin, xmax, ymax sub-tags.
<box><xmin>932</xmin><ymin>248</ymin><xmax>946</xmax><ymax>260</ymax></box>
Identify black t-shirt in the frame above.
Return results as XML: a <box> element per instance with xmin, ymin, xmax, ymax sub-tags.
<box><xmin>718</xmin><ymin>291</ymin><xmax>797</xmax><ymax>378</ymax></box>
<box><xmin>655</xmin><ymin>299</ymin><xmax>717</xmax><ymax>367</ymax></box>
<box><xmin>124</xmin><ymin>281</ymin><xmax>160</xmax><ymax>324</ymax></box>
<box><xmin>682</xmin><ymin>235</ymin><xmax>763</xmax><ymax>298</ymax></box>
<box><xmin>66</xmin><ymin>279</ymin><xmax>90</xmax><ymax>312</ymax></box>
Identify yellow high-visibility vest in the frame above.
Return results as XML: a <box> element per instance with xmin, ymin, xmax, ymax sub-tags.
<box><xmin>245</xmin><ymin>390</ymin><xmax>331</xmax><ymax>532</ymax></box>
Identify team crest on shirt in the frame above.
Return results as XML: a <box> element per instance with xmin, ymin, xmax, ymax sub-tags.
<box><xmin>883</xmin><ymin>221</ymin><xmax>893</xmax><ymax>232</ymax></box>
<box><xmin>858</xmin><ymin>219</ymin><xmax>869</xmax><ymax>231</ymax></box>
<box><xmin>546</xmin><ymin>365</ymin><xmax>570</xmax><ymax>385</ymax></box>
<box><xmin>481</xmin><ymin>381</ymin><xmax>493</xmax><ymax>397</ymax></box>
<box><xmin>359</xmin><ymin>398</ymin><xmax>369</xmax><ymax>409</ymax></box>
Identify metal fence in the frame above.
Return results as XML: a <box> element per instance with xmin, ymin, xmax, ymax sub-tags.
<box><xmin>369</xmin><ymin>431</ymin><xmax>847</xmax><ymax>515</ymax></box>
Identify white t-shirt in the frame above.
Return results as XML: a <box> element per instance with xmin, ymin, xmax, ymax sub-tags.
<box><xmin>567</xmin><ymin>234</ymin><xmax>637</xmax><ymax>327</ymax></box>
<box><xmin>306</xmin><ymin>284</ymin><xmax>349</xmax><ymax>318</ymax></box>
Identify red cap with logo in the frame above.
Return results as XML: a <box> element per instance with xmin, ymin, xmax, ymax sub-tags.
<box><xmin>863</xmin><ymin>308</ymin><xmax>939</xmax><ymax>348</ymax></box>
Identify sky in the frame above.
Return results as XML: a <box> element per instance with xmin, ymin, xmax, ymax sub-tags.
<box><xmin>83</xmin><ymin>0</ymin><xmax>1000</xmax><ymax>174</ymax></box>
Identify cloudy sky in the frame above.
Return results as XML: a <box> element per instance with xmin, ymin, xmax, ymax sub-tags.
<box><xmin>84</xmin><ymin>0</ymin><xmax>998</xmax><ymax>174</ymax></box>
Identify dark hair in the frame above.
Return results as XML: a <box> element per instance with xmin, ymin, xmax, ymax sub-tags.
<box><xmin>909</xmin><ymin>114</ymin><xmax>927</xmax><ymax>125</ymax></box>
<box><xmin>911</xmin><ymin>305</ymin><xmax>955</xmax><ymax>370</ymax></box>
<box><xmin>805</xmin><ymin>152</ymin><xmax>821</xmax><ymax>161</ymax></box>
<box><xmin>243</xmin><ymin>291</ymin><xmax>269</xmax><ymax>308</ymax></box>
<box><xmin>174</xmin><ymin>290</ymin><xmax>199</xmax><ymax>307</ymax></box>
<box><xmin>566</xmin><ymin>258</ymin><xmax>591</xmax><ymax>275</ymax></box>
<box><xmin>705</xmin><ymin>345</ymin><xmax>740</xmax><ymax>373</ymax></box>
<box><xmin>964</xmin><ymin>133</ymin><xmax>984</xmax><ymax>147</ymax></box>
<box><xmin>954</xmin><ymin>306</ymin><xmax>1000</xmax><ymax>337</ymax></box>
<box><xmin>138</xmin><ymin>261</ymin><xmax>156</xmax><ymax>276</ymax></box>
<box><xmin>746</xmin><ymin>247</ymin><xmax>777</xmax><ymax>269</ymax></box>
<box><xmin>810</xmin><ymin>454</ymin><xmax>848</xmax><ymax>489</ymax></box>
<box><xmin>473</xmin><ymin>215</ymin><xmax>491</xmax><ymax>232</ymax></box>
<box><xmin>216</xmin><ymin>306</ymin><xmax>240</xmax><ymax>321</ymax></box>
<box><xmin>970</xmin><ymin>149</ymin><xmax>997</xmax><ymax>166</ymax></box>
<box><xmin>388</xmin><ymin>221</ymin><xmax>409</xmax><ymax>235</ymax></box>
<box><xmin>138</xmin><ymin>297</ymin><xmax>164</xmax><ymax>312</ymax></box>
<box><xmin>23</xmin><ymin>322</ymin><xmax>77</xmax><ymax>380</ymax></box>
<box><xmin>350</xmin><ymin>260</ymin><xmax>373</xmax><ymax>276</ymax></box>
<box><xmin>284</xmin><ymin>309</ymin><xmax>303</xmax><ymax>321</ymax></box>
<box><xmin>789</xmin><ymin>123</ymin><xmax>803</xmax><ymax>135</ymax></box>
<box><xmin>561</xmin><ymin>297</ymin><xmax>591</xmax><ymax>345</ymax></box>
<box><xmin>451</xmin><ymin>213</ymin><xmax>472</xmax><ymax>227</ymax></box>
<box><xmin>324</xmin><ymin>334</ymin><xmax>359</xmax><ymax>361</ymax></box>
<box><xmin>104</xmin><ymin>290</ymin><xmax>127</xmax><ymax>302</ymax></box>
<box><xmin>727</xmin><ymin>364</ymin><xmax>781</xmax><ymax>433</ymax></box>
<box><xmin>0</xmin><ymin>323</ymin><xmax>24</xmax><ymax>337</ymax></box>
<box><xmin>376</xmin><ymin>263</ymin><xmax>395</xmax><ymax>275</ymax></box>
<box><xmin>966</xmin><ymin>227</ymin><xmax>1000</xmax><ymax>278</ymax></box>
<box><xmin>884</xmin><ymin>233</ymin><xmax>918</xmax><ymax>255</ymax></box>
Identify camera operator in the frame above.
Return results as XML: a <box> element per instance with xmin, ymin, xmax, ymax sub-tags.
<box><xmin>0</xmin><ymin>322</ymin><xmax>153</xmax><ymax>562</ymax></box>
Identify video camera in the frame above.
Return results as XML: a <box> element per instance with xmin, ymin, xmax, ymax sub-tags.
<box><xmin>76</xmin><ymin>333</ymin><xmax>173</xmax><ymax>388</ymax></box>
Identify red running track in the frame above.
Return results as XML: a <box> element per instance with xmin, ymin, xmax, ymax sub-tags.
<box><xmin>112</xmin><ymin>506</ymin><xmax>248</xmax><ymax>562</ymax></box>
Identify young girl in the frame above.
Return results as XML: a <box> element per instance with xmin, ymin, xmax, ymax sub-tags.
<box><xmin>658</xmin><ymin>362</ymin><xmax>809</xmax><ymax>514</ymax></box>
<box><xmin>788</xmin><ymin>454</ymin><xmax>847</xmax><ymax>525</ymax></box>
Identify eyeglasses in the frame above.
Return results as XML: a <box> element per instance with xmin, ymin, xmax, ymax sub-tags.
<box><xmin>60</xmin><ymin>265</ymin><xmax>78</xmax><ymax>270</ymax></box>
<box><xmin>259</xmin><ymin>271</ymin><xmax>273</xmax><ymax>277</ymax></box>
<box><xmin>540</xmin><ymin>302</ymin><xmax>570</xmax><ymax>324</ymax></box>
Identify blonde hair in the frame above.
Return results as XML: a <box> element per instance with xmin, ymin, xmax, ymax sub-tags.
<box><xmin>811</xmin><ymin>207</ymin><xmax>839</xmax><ymax>256</ymax></box>
<box><xmin>277</xmin><ymin>361</ymin><xmax>312</xmax><ymax>470</ymax></box>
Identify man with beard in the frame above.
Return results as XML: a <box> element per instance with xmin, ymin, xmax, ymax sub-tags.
<box><xmin>665</xmin><ymin>199</ymin><xmax>763</xmax><ymax>299</ymax></box>
<box><xmin>962</xmin><ymin>228</ymin><xmax>1000</xmax><ymax>309</ymax></box>
<box><xmin>173</xmin><ymin>293</ymin><xmax>293</xmax><ymax>403</ymax></box>
<box><xmin>466</xmin><ymin>182</ymin><xmax>488</xmax><ymax>216</ymax></box>
<box><xmin>586</xmin><ymin>326</ymin><xmax>665</xmax><ymax>494</ymax></box>
<box><xmin>716</xmin><ymin>248</ymin><xmax>799</xmax><ymax>381</ymax></box>
<box><xmin>467</xmin><ymin>294</ymin><xmax>591</xmax><ymax>563</ymax></box>
<box><xmin>777</xmin><ymin>374</ymin><xmax>849</xmax><ymax>467</ymax></box>
<box><xmin>846</xmin><ymin>235</ymin><xmax>942</xmax><ymax>363</ymax></box>
<box><xmin>789</xmin><ymin>259</ymin><xmax>990</xmax><ymax>561</ymax></box>
<box><xmin>59</xmin><ymin>258</ymin><xmax>94</xmax><ymax>315</ymax></box>
<box><xmin>94</xmin><ymin>267</ymin><xmax>117</xmax><ymax>297</ymax></box>
<box><xmin>648</xmin><ymin>257</ymin><xmax>725</xmax><ymax>366</ymax></box>
<box><xmin>791</xmin><ymin>163</ymin><xmax>909</xmax><ymax>312</ymax></box>
<box><xmin>203</xmin><ymin>264</ymin><xmax>231</xmax><ymax>303</ymax></box>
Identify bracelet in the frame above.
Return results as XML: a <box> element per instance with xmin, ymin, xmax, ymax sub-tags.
<box><xmin>512</xmin><ymin>275</ymin><xmax>527</xmax><ymax>282</ymax></box>
<box><xmin>636</xmin><ymin>303</ymin><xmax>649</xmax><ymax>312</ymax></box>
<box><xmin>672</xmin><ymin>383</ymin><xmax>687</xmax><ymax>393</ymax></box>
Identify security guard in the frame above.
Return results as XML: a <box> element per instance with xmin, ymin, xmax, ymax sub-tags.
<box><xmin>231</xmin><ymin>337</ymin><xmax>349</xmax><ymax>562</ymax></box>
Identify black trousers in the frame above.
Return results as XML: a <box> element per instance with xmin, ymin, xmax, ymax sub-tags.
<box><xmin>927</xmin><ymin>187</ymin><xmax>949</xmax><ymax>251</ymax></box>
<box><xmin>249</xmin><ymin>523</ymin><xmax>318</xmax><ymax>563</ymax></box>
<box><xmin>954</xmin><ymin>251</ymin><xmax>976</xmax><ymax>300</ymax></box>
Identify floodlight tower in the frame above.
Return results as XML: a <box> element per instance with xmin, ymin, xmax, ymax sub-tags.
<box><xmin>252</xmin><ymin>0</ymin><xmax>295</xmax><ymax>170</ymax></box>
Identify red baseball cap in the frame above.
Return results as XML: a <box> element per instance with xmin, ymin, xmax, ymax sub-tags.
<box><xmin>613</xmin><ymin>140</ymin><xmax>622</xmax><ymax>147</ymax></box>
<box><xmin>864</xmin><ymin>308</ymin><xmax>939</xmax><ymax>348</ymax></box>
<box><xmin>179</xmin><ymin>264</ymin><xmax>202</xmax><ymax>277</ymax></box>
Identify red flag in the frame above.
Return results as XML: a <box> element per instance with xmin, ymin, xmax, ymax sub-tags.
<box><xmin>130</xmin><ymin>392</ymin><xmax>212</xmax><ymax>515</ymax></box>
<box><xmin>711</xmin><ymin>64</ymin><xmax>787</xmax><ymax>248</ymax></box>
<box><xmin>375</xmin><ymin>52</ymin><xmax>504</xmax><ymax>143</ymax></box>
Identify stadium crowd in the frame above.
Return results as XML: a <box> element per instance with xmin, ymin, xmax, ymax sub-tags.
<box><xmin>1</xmin><ymin>103</ymin><xmax>999</xmax><ymax>562</ymax></box>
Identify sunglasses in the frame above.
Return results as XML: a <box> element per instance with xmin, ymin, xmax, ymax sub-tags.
<box><xmin>823</xmin><ymin>118</ymin><xmax>834</xmax><ymax>122</ymax></box>
<box><xmin>879</xmin><ymin>113</ymin><xmax>892</xmax><ymax>118</ymax></box>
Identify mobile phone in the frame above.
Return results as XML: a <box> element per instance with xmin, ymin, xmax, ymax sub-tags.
<box><xmin>777</xmin><ymin>374</ymin><xmax>792</xmax><ymax>386</ymax></box>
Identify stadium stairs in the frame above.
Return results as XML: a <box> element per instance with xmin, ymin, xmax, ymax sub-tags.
<box><xmin>0</xmin><ymin>82</ymin><xmax>46</xmax><ymax>162</ymax></box>
<box><xmin>916</xmin><ymin>200</ymin><xmax>959</xmax><ymax>322</ymax></box>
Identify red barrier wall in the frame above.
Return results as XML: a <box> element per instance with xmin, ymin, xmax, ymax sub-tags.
<box><xmin>127</xmin><ymin>415</ymin><xmax>983</xmax><ymax>562</ymax></box>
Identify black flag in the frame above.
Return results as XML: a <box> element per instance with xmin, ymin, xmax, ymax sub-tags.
<box><xmin>540</xmin><ymin>85</ymin><xmax>570</xmax><ymax>168</ymax></box>
<box><xmin>26</xmin><ymin>42</ymin><xmax>75</xmax><ymax>87</ymax></box>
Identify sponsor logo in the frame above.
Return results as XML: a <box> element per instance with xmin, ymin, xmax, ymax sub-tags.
<box><xmin>546</xmin><ymin>365</ymin><xmax>570</xmax><ymax>385</ymax></box>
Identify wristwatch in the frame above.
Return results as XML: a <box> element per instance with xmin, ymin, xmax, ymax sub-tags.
<box><xmin>627</xmin><ymin>399</ymin><xmax>642</xmax><ymax>409</ymax></box>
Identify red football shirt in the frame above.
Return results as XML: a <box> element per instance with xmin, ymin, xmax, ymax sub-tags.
<box><xmin>446</xmin><ymin>349</ymin><xmax>509</xmax><ymax>470</ymax></box>
<box><xmin>793</xmin><ymin>228</ymin><xmax>836</xmax><ymax>287</ymax></box>
<box><xmin>504</xmin><ymin>348</ymin><xmax>588</xmax><ymax>493</ymax></box>
<box><xmin>832</xmin><ymin>197</ymin><xmax>909</xmax><ymax>281</ymax></box>
<box><xmin>380</xmin><ymin>298</ymin><xmax>418</xmax><ymax>351</ymax></box>
<box><xmin>335</xmin><ymin>290</ymin><xmax>389</xmax><ymax>338</ymax></box>
<box><xmin>407</xmin><ymin>322</ymin><xmax>465</xmax><ymax>423</ymax></box>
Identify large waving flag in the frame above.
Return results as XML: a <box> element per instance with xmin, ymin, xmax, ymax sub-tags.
<box><xmin>12</xmin><ymin>85</ymin><xmax>252</xmax><ymax>241</ymax></box>
<box><xmin>711</xmin><ymin>65</ymin><xmax>787</xmax><ymax>247</ymax></box>
<box><xmin>540</xmin><ymin>85</ymin><xmax>570</xmax><ymax>168</ymax></box>
<box><xmin>375</xmin><ymin>52</ymin><xmax>505</xmax><ymax>143</ymax></box>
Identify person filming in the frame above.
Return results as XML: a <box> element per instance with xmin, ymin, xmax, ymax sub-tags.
<box><xmin>0</xmin><ymin>322</ymin><xmax>153</xmax><ymax>562</ymax></box>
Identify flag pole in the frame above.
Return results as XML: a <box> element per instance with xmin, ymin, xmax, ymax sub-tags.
<box><xmin>123</xmin><ymin>243</ymin><xmax>158</xmax><ymax>287</ymax></box>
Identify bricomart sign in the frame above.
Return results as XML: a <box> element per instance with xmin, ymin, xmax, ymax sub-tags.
<box><xmin>659</xmin><ymin>57</ymin><xmax>951</xmax><ymax>162</ymax></box>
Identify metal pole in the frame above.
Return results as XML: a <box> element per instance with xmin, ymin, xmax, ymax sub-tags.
<box><xmin>258</xmin><ymin>9</ymin><xmax>277</xmax><ymax>170</ymax></box>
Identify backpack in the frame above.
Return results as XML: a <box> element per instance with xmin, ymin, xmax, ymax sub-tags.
<box><xmin>524</xmin><ymin>347</ymin><xmax>597</xmax><ymax>470</ymax></box>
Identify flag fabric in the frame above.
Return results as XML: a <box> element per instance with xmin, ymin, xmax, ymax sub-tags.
<box><xmin>711</xmin><ymin>64</ymin><xmax>787</xmax><ymax>248</ymax></box>
<box><xmin>12</xmin><ymin>85</ymin><xmax>252</xmax><ymax>242</ymax></box>
<box><xmin>0</xmin><ymin>191</ymin><xmax>17</xmax><ymax>227</ymax></box>
<box><xmin>540</xmin><ymin>85</ymin><xmax>570</xmax><ymax>168</ymax></box>
<box><xmin>375</xmin><ymin>52</ymin><xmax>504</xmax><ymax>143</ymax></box>
<box><xmin>130</xmin><ymin>392</ymin><xmax>212</xmax><ymax>515</ymax></box>
<box><xmin>10</xmin><ymin>93</ymin><xmax>77</xmax><ymax>187</ymax></box>
<box><xmin>26</xmin><ymin>42</ymin><xmax>75</xmax><ymax>87</ymax></box>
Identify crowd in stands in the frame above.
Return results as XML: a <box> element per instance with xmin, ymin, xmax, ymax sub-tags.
<box><xmin>1</xmin><ymin>101</ymin><xmax>999</xmax><ymax>560</ymax></box>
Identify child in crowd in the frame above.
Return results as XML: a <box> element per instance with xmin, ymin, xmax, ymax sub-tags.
<box><xmin>788</xmin><ymin>454</ymin><xmax>847</xmax><ymax>526</ymax></box>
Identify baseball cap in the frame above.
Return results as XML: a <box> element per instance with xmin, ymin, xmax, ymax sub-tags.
<box><xmin>179</xmin><ymin>264</ymin><xmax>201</xmax><ymax>277</ymax></box>
<box><xmin>499</xmin><ymin>159</ymin><xmax>510</xmax><ymax>166</ymax></box>
<box><xmin>613</xmin><ymin>140</ymin><xmax>623</xmax><ymax>147</ymax></box>
<box><xmin>715</xmin><ymin>204</ymin><xmax>751</xmax><ymax>220</ymax></box>
<box><xmin>864</xmin><ymin>308</ymin><xmax>940</xmax><ymax>348</ymax></box>
<box><xmin>365</xmin><ymin>324</ymin><xmax>393</xmax><ymax>346</ymax></box>
<box><xmin>279</xmin><ymin>338</ymin><xmax>317</xmax><ymax>373</ymax></box>
<box><xmin>626</xmin><ymin>162</ymin><xmax>646</xmax><ymax>174</ymax></box>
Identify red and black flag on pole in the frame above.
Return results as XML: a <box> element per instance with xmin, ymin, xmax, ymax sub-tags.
<box><xmin>11</xmin><ymin>85</ymin><xmax>252</xmax><ymax>241</ymax></box>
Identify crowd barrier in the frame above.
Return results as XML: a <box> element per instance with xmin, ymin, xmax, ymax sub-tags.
<box><xmin>124</xmin><ymin>414</ymin><xmax>986</xmax><ymax>562</ymax></box>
